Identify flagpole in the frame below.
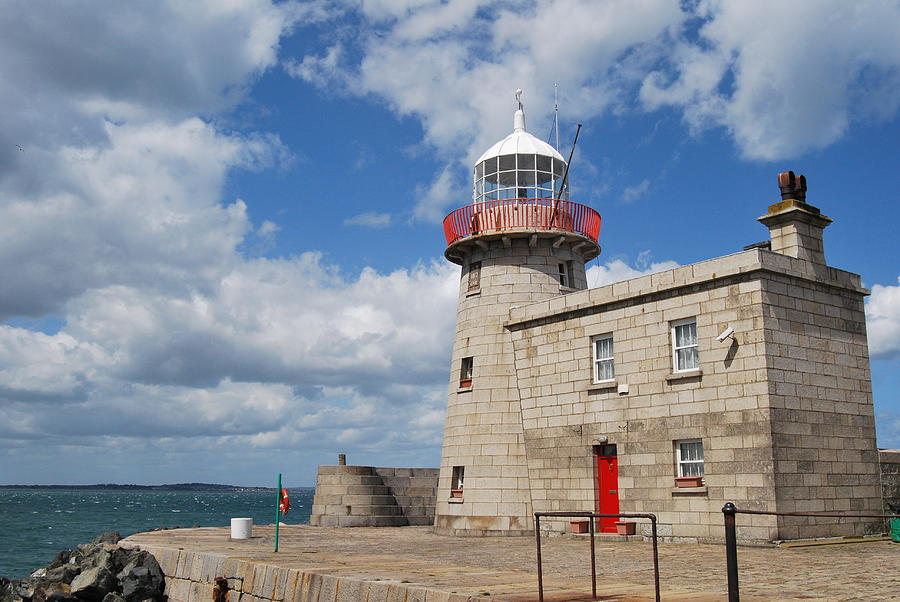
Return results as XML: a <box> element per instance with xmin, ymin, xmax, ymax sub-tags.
<box><xmin>274</xmin><ymin>472</ymin><xmax>282</xmax><ymax>552</ymax></box>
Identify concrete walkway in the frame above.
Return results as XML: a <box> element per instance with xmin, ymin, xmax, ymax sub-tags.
<box><xmin>122</xmin><ymin>525</ymin><xmax>899</xmax><ymax>601</ymax></box>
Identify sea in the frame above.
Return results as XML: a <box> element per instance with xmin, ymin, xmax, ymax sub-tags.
<box><xmin>0</xmin><ymin>488</ymin><xmax>315</xmax><ymax>580</ymax></box>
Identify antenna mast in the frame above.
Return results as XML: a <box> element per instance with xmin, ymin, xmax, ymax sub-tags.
<box><xmin>554</xmin><ymin>83</ymin><xmax>560</xmax><ymax>152</ymax></box>
<box><xmin>556</xmin><ymin>123</ymin><xmax>582</xmax><ymax>201</ymax></box>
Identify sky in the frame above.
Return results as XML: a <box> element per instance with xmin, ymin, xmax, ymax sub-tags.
<box><xmin>0</xmin><ymin>0</ymin><xmax>898</xmax><ymax>487</ymax></box>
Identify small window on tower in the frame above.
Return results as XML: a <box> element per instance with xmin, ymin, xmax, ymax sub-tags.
<box><xmin>467</xmin><ymin>261</ymin><xmax>481</xmax><ymax>293</ymax></box>
<box><xmin>450</xmin><ymin>466</ymin><xmax>465</xmax><ymax>498</ymax></box>
<box><xmin>558</xmin><ymin>261</ymin><xmax>574</xmax><ymax>288</ymax></box>
<box><xmin>459</xmin><ymin>357</ymin><xmax>474</xmax><ymax>389</ymax></box>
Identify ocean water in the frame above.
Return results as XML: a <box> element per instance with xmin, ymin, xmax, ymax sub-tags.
<box><xmin>0</xmin><ymin>489</ymin><xmax>314</xmax><ymax>579</ymax></box>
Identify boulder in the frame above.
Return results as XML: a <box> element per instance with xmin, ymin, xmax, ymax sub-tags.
<box><xmin>89</xmin><ymin>534</ymin><xmax>121</xmax><ymax>546</ymax></box>
<box><xmin>43</xmin><ymin>566</ymin><xmax>79</xmax><ymax>585</ymax></box>
<box><xmin>70</xmin><ymin>568</ymin><xmax>116</xmax><ymax>602</ymax></box>
<box><xmin>1</xmin><ymin>534</ymin><xmax>164</xmax><ymax>602</ymax></box>
<box><xmin>115</xmin><ymin>554</ymin><xmax>163</xmax><ymax>602</ymax></box>
<box><xmin>45</xmin><ymin>593</ymin><xmax>79</xmax><ymax>602</ymax></box>
<box><xmin>45</xmin><ymin>550</ymin><xmax>81</xmax><ymax>572</ymax></box>
<box><xmin>33</xmin><ymin>582</ymin><xmax>76</xmax><ymax>602</ymax></box>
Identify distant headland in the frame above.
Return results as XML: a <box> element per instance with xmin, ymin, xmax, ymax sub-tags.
<box><xmin>0</xmin><ymin>483</ymin><xmax>312</xmax><ymax>492</ymax></box>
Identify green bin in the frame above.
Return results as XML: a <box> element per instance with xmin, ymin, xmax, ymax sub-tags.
<box><xmin>891</xmin><ymin>517</ymin><xmax>900</xmax><ymax>543</ymax></box>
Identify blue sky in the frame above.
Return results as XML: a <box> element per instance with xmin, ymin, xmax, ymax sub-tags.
<box><xmin>0</xmin><ymin>0</ymin><xmax>898</xmax><ymax>487</ymax></box>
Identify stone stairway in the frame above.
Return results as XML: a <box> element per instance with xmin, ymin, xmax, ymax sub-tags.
<box><xmin>309</xmin><ymin>465</ymin><xmax>438</xmax><ymax>527</ymax></box>
<box><xmin>374</xmin><ymin>468</ymin><xmax>439</xmax><ymax>526</ymax></box>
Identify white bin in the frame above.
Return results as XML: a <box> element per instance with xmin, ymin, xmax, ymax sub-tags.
<box><xmin>230</xmin><ymin>517</ymin><xmax>253</xmax><ymax>539</ymax></box>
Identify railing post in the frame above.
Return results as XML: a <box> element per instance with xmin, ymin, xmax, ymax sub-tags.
<box><xmin>723</xmin><ymin>502</ymin><xmax>740</xmax><ymax>602</ymax></box>
<box><xmin>650</xmin><ymin>516</ymin><xmax>660</xmax><ymax>602</ymax></box>
<box><xmin>535</xmin><ymin>514</ymin><xmax>544</xmax><ymax>602</ymax></box>
<box><xmin>589</xmin><ymin>514</ymin><xmax>596</xmax><ymax>599</ymax></box>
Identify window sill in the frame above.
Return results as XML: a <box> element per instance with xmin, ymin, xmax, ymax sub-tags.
<box><xmin>457</xmin><ymin>386</ymin><xmax>473</xmax><ymax>393</ymax></box>
<box><xmin>665</xmin><ymin>369</ymin><xmax>702</xmax><ymax>383</ymax></box>
<box><xmin>465</xmin><ymin>290</ymin><xmax>480</xmax><ymax>297</ymax></box>
<box><xmin>587</xmin><ymin>380</ymin><xmax>618</xmax><ymax>393</ymax></box>
<box><xmin>448</xmin><ymin>497</ymin><xmax>464</xmax><ymax>504</ymax></box>
<box><xmin>671</xmin><ymin>486</ymin><xmax>707</xmax><ymax>496</ymax></box>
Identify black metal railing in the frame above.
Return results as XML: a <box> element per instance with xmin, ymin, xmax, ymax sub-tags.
<box><xmin>722</xmin><ymin>502</ymin><xmax>894</xmax><ymax>601</ymax></box>
<box><xmin>533</xmin><ymin>511</ymin><xmax>660</xmax><ymax>602</ymax></box>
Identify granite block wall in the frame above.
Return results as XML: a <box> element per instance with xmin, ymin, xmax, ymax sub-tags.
<box><xmin>435</xmin><ymin>235</ymin><xmax>593</xmax><ymax>536</ymax></box>
<box><xmin>880</xmin><ymin>450</ymin><xmax>900</xmax><ymax>514</ymax></box>
<box><xmin>505</xmin><ymin>247</ymin><xmax>881</xmax><ymax>541</ymax></box>
<box><xmin>309</xmin><ymin>465</ymin><xmax>437</xmax><ymax>527</ymax></box>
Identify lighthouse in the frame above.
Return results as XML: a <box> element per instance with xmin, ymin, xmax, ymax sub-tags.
<box><xmin>434</xmin><ymin>92</ymin><xmax>602</xmax><ymax>535</ymax></box>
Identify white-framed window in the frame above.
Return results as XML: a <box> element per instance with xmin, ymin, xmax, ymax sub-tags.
<box><xmin>675</xmin><ymin>439</ymin><xmax>704</xmax><ymax>477</ymax></box>
<box><xmin>592</xmin><ymin>334</ymin><xmax>614</xmax><ymax>382</ymax></box>
<box><xmin>671</xmin><ymin>318</ymin><xmax>699</xmax><ymax>372</ymax></box>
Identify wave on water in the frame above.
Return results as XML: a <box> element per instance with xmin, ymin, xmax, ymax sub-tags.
<box><xmin>0</xmin><ymin>488</ymin><xmax>314</xmax><ymax>580</ymax></box>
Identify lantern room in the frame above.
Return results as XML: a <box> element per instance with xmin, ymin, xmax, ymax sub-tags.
<box><xmin>442</xmin><ymin>90</ymin><xmax>601</xmax><ymax>262</ymax></box>
<box><xmin>473</xmin><ymin>91</ymin><xmax>568</xmax><ymax>203</ymax></box>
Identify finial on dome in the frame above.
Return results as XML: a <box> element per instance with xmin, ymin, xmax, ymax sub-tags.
<box><xmin>514</xmin><ymin>88</ymin><xmax>526</xmax><ymax>132</ymax></box>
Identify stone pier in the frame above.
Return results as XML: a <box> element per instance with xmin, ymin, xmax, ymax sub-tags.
<box><xmin>120</xmin><ymin>524</ymin><xmax>899</xmax><ymax>601</ymax></box>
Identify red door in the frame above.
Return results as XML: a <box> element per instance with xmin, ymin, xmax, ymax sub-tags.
<box><xmin>597</xmin><ymin>451</ymin><xmax>619</xmax><ymax>533</ymax></box>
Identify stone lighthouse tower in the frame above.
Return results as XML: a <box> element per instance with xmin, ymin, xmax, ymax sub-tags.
<box><xmin>434</xmin><ymin>92</ymin><xmax>602</xmax><ymax>535</ymax></box>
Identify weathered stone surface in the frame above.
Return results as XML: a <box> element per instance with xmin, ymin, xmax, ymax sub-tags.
<box><xmin>116</xmin><ymin>553</ymin><xmax>164</xmax><ymax>602</ymax></box>
<box><xmin>70</xmin><ymin>567</ymin><xmax>117</xmax><ymax>601</ymax></box>
<box><xmin>310</xmin><ymin>466</ymin><xmax>438</xmax><ymax>528</ymax></box>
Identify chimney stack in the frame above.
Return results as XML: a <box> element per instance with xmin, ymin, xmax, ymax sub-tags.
<box><xmin>758</xmin><ymin>171</ymin><xmax>832</xmax><ymax>266</ymax></box>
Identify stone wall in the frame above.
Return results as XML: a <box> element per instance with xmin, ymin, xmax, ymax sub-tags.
<box><xmin>505</xmin><ymin>247</ymin><xmax>881</xmax><ymax>542</ymax></box>
<box><xmin>507</xmin><ymin>249</ymin><xmax>778</xmax><ymax>541</ymax></box>
<box><xmin>309</xmin><ymin>465</ymin><xmax>437</xmax><ymax>527</ymax></box>
<box><xmin>124</xmin><ymin>543</ymin><xmax>476</xmax><ymax>602</ymax></box>
<box><xmin>880</xmin><ymin>449</ymin><xmax>900</xmax><ymax>513</ymax></box>
<box><xmin>436</xmin><ymin>236</ymin><xmax>592</xmax><ymax>536</ymax></box>
<box><xmin>760</xmin><ymin>254</ymin><xmax>881</xmax><ymax>539</ymax></box>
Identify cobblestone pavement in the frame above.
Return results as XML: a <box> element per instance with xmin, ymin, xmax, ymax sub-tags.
<box><xmin>124</xmin><ymin>525</ymin><xmax>900</xmax><ymax>601</ymax></box>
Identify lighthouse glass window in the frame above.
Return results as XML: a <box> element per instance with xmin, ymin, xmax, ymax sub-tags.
<box><xmin>474</xmin><ymin>155</ymin><xmax>568</xmax><ymax>203</ymax></box>
<box><xmin>672</xmin><ymin>318</ymin><xmax>699</xmax><ymax>372</ymax></box>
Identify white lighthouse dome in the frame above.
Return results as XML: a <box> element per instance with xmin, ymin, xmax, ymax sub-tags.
<box><xmin>473</xmin><ymin>91</ymin><xmax>568</xmax><ymax>204</ymax></box>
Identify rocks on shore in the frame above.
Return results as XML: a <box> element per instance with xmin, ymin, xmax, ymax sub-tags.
<box><xmin>0</xmin><ymin>532</ymin><xmax>164</xmax><ymax>602</ymax></box>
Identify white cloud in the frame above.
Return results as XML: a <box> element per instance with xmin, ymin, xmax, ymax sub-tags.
<box><xmin>413</xmin><ymin>165</ymin><xmax>464</xmax><ymax>223</ymax></box>
<box><xmin>0</xmin><ymin>119</ymin><xmax>283</xmax><ymax>319</ymax></box>
<box><xmin>640</xmin><ymin>0</ymin><xmax>900</xmax><ymax>160</ymax></box>
<box><xmin>0</xmin><ymin>1</ymin><xmax>459</xmax><ymax>485</ymax></box>
<box><xmin>344</xmin><ymin>211</ymin><xmax>392</xmax><ymax>228</ymax></box>
<box><xmin>867</xmin><ymin>276</ymin><xmax>900</xmax><ymax>360</ymax></box>
<box><xmin>0</xmin><ymin>257</ymin><xmax>460</xmax><ymax>482</ymax></box>
<box><xmin>587</xmin><ymin>253</ymin><xmax>679</xmax><ymax>288</ymax></box>
<box><xmin>0</xmin><ymin>1</ymin><xmax>297</xmax><ymax>319</ymax></box>
<box><xmin>620</xmin><ymin>179</ymin><xmax>650</xmax><ymax>203</ymax></box>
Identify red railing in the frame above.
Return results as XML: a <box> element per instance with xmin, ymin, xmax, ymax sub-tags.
<box><xmin>442</xmin><ymin>198</ymin><xmax>601</xmax><ymax>247</ymax></box>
